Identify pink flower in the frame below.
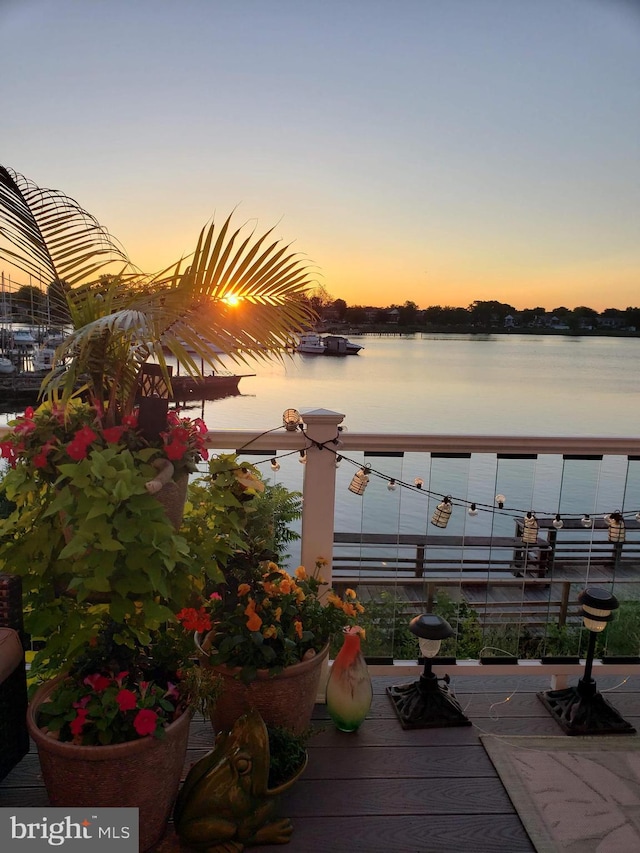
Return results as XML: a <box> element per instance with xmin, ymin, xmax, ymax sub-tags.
<box><xmin>133</xmin><ymin>709</ymin><xmax>159</xmax><ymax>736</ymax></box>
<box><xmin>83</xmin><ymin>673</ymin><xmax>111</xmax><ymax>692</ymax></box>
<box><xmin>116</xmin><ymin>689</ymin><xmax>138</xmax><ymax>711</ymax></box>
<box><xmin>209</xmin><ymin>592</ymin><xmax>222</xmax><ymax>601</ymax></box>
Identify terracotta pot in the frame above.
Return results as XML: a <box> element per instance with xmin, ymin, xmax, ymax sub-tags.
<box><xmin>197</xmin><ymin>636</ymin><xmax>329</xmax><ymax>735</ymax></box>
<box><xmin>27</xmin><ymin>678</ymin><xmax>193</xmax><ymax>852</ymax></box>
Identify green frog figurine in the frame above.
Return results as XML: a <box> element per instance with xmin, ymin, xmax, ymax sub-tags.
<box><xmin>173</xmin><ymin>708</ymin><xmax>298</xmax><ymax>851</ymax></box>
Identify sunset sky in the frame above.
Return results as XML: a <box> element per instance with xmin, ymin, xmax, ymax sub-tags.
<box><xmin>1</xmin><ymin>0</ymin><xmax>638</xmax><ymax>311</ymax></box>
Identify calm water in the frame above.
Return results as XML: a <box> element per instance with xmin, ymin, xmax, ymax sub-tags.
<box><xmin>206</xmin><ymin>333</ymin><xmax>640</xmax><ymax>436</ymax></box>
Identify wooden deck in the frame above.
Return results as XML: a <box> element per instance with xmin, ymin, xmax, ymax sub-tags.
<box><xmin>2</xmin><ymin>673</ymin><xmax>640</xmax><ymax>852</ymax></box>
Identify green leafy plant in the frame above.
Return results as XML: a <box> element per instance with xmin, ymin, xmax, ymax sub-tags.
<box><xmin>267</xmin><ymin>725</ymin><xmax>312</xmax><ymax>789</ymax></box>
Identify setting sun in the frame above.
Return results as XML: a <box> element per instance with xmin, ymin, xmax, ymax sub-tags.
<box><xmin>222</xmin><ymin>293</ymin><xmax>241</xmax><ymax>307</ymax></box>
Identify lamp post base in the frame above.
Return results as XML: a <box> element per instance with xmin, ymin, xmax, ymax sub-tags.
<box><xmin>538</xmin><ymin>683</ymin><xmax>636</xmax><ymax>736</ymax></box>
<box><xmin>387</xmin><ymin>673</ymin><xmax>471</xmax><ymax>729</ymax></box>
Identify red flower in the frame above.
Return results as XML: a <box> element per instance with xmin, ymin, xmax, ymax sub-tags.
<box><xmin>83</xmin><ymin>673</ymin><xmax>111</xmax><ymax>692</ymax></box>
<box><xmin>116</xmin><ymin>689</ymin><xmax>138</xmax><ymax>711</ymax></box>
<box><xmin>165</xmin><ymin>439</ymin><xmax>188</xmax><ymax>461</ymax></box>
<box><xmin>133</xmin><ymin>709</ymin><xmax>159</xmax><ymax>736</ymax></box>
<box><xmin>176</xmin><ymin>607</ymin><xmax>212</xmax><ymax>633</ymax></box>
<box><xmin>69</xmin><ymin>707</ymin><xmax>89</xmax><ymax>736</ymax></box>
<box><xmin>103</xmin><ymin>426</ymin><xmax>126</xmax><ymax>443</ymax></box>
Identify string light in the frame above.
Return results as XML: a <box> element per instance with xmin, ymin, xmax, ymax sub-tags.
<box><xmin>522</xmin><ymin>512</ymin><xmax>538</xmax><ymax>544</ymax></box>
<box><xmin>282</xmin><ymin>408</ymin><xmax>302</xmax><ymax>432</ymax></box>
<box><xmin>348</xmin><ymin>467</ymin><xmax>370</xmax><ymax>496</ymax></box>
<box><xmin>431</xmin><ymin>496</ymin><xmax>452</xmax><ymax>528</ymax></box>
<box><xmin>231</xmin><ymin>425</ymin><xmax>640</xmax><ymax>525</ymax></box>
<box><xmin>607</xmin><ymin>511</ymin><xmax>625</xmax><ymax>543</ymax></box>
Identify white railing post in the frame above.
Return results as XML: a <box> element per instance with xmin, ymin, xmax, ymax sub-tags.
<box><xmin>299</xmin><ymin>408</ymin><xmax>344</xmax><ymax>585</ymax></box>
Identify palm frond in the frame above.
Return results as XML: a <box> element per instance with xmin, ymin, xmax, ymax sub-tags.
<box><xmin>0</xmin><ymin>166</ymin><xmax>131</xmax><ymax>286</ymax></box>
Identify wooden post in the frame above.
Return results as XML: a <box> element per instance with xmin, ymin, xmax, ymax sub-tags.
<box><xmin>299</xmin><ymin>409</ymin><xmax>344</xmax><ymax>585</ymax></box>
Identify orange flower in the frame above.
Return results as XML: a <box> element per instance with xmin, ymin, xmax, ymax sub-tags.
<box><xmin>345</xmin><ymin>588</ymin><xmax>357</xmax><ymax>599</ymax></box>
<box><xmin>294</xmin><ymin>619</ymin><xmax>303</xmax><ymax>639</ymax></box>
<box><xmin>237</xmin><ymin>583</ymin><xmax>251</xmax><ymax>597</ymax></box>
<box><xmin>274</xmin><ymin>607</ymin><xmax>282</xmax><ymax>622</ymax></box>
<box><xmin>263</xmin><ymin>625</ymin><xmax>277</xmax><ymax>639</ymax></box>
<box><xmin>295</xmin><ymin>565</ymin><xmax>308</xmax><ymax>580</ymax></box>
<box><xmin>278</xmin><ymin>578</ymin><xmax>293</xmax><ymax>594</ymax></box>
<box><xmin>244</xmin><ymin>599</ymin><xmax>263</xmax><ymax>632</ymax></box>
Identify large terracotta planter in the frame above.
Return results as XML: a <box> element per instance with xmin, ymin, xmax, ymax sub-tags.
<box><xmin>197</xmin><ymin>637</ymin><xmax>329</xmax><ymax>735</ymax></box>
<box><xmin>27</xmin><ymin>678</ymin><xmax>193</xmax><ymax>852</ymax></box>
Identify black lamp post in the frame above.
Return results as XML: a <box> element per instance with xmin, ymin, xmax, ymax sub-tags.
<box><xmin>538</xmin><ymin>587</ymin><xmax>636</xmax><ymax>735</ymax></box>
<box><xmin>136</xmin><ymin>363</ymin><xmax>173</xmax><ymax>442</ymax></box>
<box><xmin>387</xmin><ymin>614</ymin><xmax>471</xmax><ymax>729</ymax></box>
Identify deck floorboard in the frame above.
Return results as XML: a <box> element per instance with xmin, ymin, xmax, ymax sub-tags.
<box><xmin>3</xmin><ymin>675</ymin><xmax>639</xmax><ymax>851</ymax></box>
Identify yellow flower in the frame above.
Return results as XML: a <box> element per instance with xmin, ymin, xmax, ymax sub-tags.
<box><xmin>326</xmin><ymin>592</ymin><xmax>342</xmax><ymax>608</ymax></box>
<box><xmin>274</xmin><ymin>607</ymin><xmax>282</xmax><ymax>622</ymax></box>
<box><xmin>345</xmin><ymin>588</ymin><xmax>357</xmax><ymax>599</ymax></box>
<box><xmin>295</xmin><ymin>588</ymin><xmax>306</xmax><ymax>603</ymax></box>
<box><xmin>263</xmin><ymin>625</ymin><xmax>277</xmax><ymax>639</ymax></box>
<box><xmin>237</xmin><ymin>583</ymin><xmax>251</xmax><ymax>596</ymax></box>
<box><xmin>295</xmin><ymin>565</ymin><xmax>308</xmax><ymax>580</ymax></box>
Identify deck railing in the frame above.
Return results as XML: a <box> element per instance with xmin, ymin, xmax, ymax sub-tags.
<box><xmin>205</xmin><ymin>409</ymin><xmax>640</xmax><ymax>681</ymax></box>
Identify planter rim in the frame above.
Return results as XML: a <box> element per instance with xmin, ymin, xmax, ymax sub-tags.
<box><xmin>267</xmin><ymin>750</ymin><xmax>309</xmax><ymax>796</ymax></box>
<box><xmin>27</xmin><ymin>676</ymin><xmax>193</xmax><ymax>761</ymax></box>
<box><xmin>195</xmin><ymin>634</ymin><xmax>330</xmax><ymax>681</ymax></box>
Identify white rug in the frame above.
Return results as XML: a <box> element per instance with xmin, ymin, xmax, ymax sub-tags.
<box><xmin>481</xmin><ymin>735</ymin><xmax>640</xmax><ymax>852</ymax></box>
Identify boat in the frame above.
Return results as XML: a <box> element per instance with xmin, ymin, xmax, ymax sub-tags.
<box><xmin>170</xmin><ymin>371</ymin><xmax>254</xmax><ymax>400</ymax></box>
<box><xmin>295</xmin><ymin>333</ymin><xmax>326</xmax><ymax>355</ymax></box>
<box><xmin>32</xmin><ymin>347</ymin><xmax>57</xmax><ymax>372</ymax></box>
<box><xmin>10</xmin><ymin>329</ymin><xmax>36</xmax><ymax>349</ymax></box>
<box><xmin>323</xmin><ymin>335</ymin><xmax>363</xmax><ymax>355</ymax></box>
<box><xmin>295</xmin><ymin>333</ymin><xmax>363</xmax><ymax>356</ymax></box>
<box><xmin>0</xmin><ymin>357</ymin><xmax>15</xmax><ymax>374</ymax></box>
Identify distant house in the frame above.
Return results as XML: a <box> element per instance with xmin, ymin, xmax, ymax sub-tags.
<box><xmin>387</xmin><ymin>308</ymin><xmax>400</xmax><ymax>324</ymax></box>
<box><xmin>504</xmin><ymin>314</ymin><xmax>515</xmax><ymax>328</ymax></box>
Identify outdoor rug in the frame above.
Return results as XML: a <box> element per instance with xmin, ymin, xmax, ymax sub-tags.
<box><xmin>481</xmin><ymin>735</ymin><xmax>640</xmax><ymax>852</ymax></box>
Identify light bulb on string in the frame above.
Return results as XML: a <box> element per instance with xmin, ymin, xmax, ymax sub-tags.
<box><xmin>335</xmin><ymin>455</ymin><xmax>343</xmax><ymax>468</ymax></box>
<box><xmin>553</xmin><ymin>513</ymin><xmax>564</xmax><ymax>530</ymax></box>
<box><xmin>298</xmin><ymin>450</ymin><xmax>306</xmax><ymax>464</ymax></box>
<box><xmin>414</xmin><ymin>477</ymin><xmax>424</xmax><ymax>489</ymax></box>
<box><xmin>636</xmin><ymin>512</ymin><xmax>640</xmax><ymax>523</ymax></box>
<box><xmin>387</xmin><ymin>478</ymin><xmax>397</xmax><ymax>491</ymax></box>
<box><xmin>270</xmin><ymin>458</ymin><xmax>280</xmax><ymax>472</ymax></box>
<box><xmin>468</xmin><ymin>502</ymin><xmax>478</xmax><ymax>517</ymax></box>
<box><xmin>495</xmin><ymin>494</ymin><xmax>506</xmax><ymax>510</ymax></box>
<box><xmin>581</xmin><ymin>514</ymin><xmax>593</xmax><ymax>528</ymax></box>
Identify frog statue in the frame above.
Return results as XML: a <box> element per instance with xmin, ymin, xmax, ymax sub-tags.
<box><xmin>173</xmin><ymin>708</ymin><xmax>302</xmax><ymax>851</ymax></box>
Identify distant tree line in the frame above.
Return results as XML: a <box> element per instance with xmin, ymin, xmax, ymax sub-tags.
<box><xmin>302</xmin><ymin>289</ymin><xmax>640</xmax><ymax>333</ymax></box>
